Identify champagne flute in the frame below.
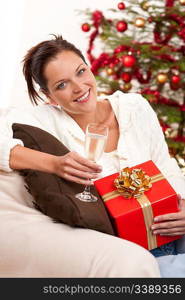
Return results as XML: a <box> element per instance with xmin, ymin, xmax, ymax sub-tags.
<box><xmin>75</xmin><ymin>123</ymin><xmax>108</xmax><ymax>202</ymax></box>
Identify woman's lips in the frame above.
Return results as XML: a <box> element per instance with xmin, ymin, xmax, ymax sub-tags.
<box><xmin>74</xmin><ymin>89</ymin><xmax>90</xmax><ymax>103</ymax></box>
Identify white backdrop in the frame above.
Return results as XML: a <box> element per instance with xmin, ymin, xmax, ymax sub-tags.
<box><xmin>0</xmin><ymin>0</ymin><xmax>116</xmax><ymax>109</ymax></box>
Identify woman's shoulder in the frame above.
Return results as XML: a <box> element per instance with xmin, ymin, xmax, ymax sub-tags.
<box><xmin>0</xmin><ymin>103</ymin><xmax>60</xmax><ymax>132</ymax></box>
<box><xmin>3</xmin><ymin>103</ymin><xmax>55</xmax><ymax>120</ymax></box>
<box><xmin>105</xmin><ymin>91</ymin><xmax>155</xmax><ymax>131</ymax></box>
<box><xmin>106</xmin><ymin>91</ymin><xmax>153</xmax><ymax>118</ymax></box>
<box><xmin>108</xmin><ymin>90</ymin><xmax>150</xmax><ymax>110</ymax></box>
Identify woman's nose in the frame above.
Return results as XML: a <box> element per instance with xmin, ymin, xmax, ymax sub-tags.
<box><xmin>72</xmin><ymin>80</ymin><xmax>83</xmax><ymax>93</ymax></box>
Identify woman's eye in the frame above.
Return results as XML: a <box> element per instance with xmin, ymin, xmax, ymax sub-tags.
<box><xmin>57</xmin><ymin>82</ymin><xmax>66</xmax><ymax>89</ymax></box>
<box><xmin>78</xmin><ymin>68</ymin><xmax>86</xmax><ymax>75</ymax></box>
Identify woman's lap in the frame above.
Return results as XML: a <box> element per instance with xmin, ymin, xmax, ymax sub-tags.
<box><xmin>0</xmin><ymin>211</ymin><xmax>160</xmax><ymax>277</ymax></box>
<box><xmin>2</xmin><ymin>171</ymin><xmax>184</xmax><ymax>278</ymax></box>
<box><xmin>150</xmin><ymin>241</ymin><xmax>177</xmax><ymax>257</ymax></box>
<box><xmin>0</xmin><ymin>172</ymin><xmax>160</xmax><ymax>278</ymax></box>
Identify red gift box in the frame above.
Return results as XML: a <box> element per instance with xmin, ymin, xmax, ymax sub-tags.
<box><xmin>94</xmin><ymin>160</ymin><xmax>182</xmax><ymax>250</ymax></box>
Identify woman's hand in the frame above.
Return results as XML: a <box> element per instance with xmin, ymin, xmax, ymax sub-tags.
<box><xmin>53</xmin><ymin>151</ymin><xmax>102</xmax><ymax>185</ymax></box>
<box><xmin>151</xmin><ymin>196</ymin><xmax>185</xmax><ymax>236</ymax></box>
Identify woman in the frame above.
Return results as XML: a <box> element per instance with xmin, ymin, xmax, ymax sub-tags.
<box><xmin>0</xmin><ymin>35</ymin><xmax>184</xmax><ymax>277</ymax></box>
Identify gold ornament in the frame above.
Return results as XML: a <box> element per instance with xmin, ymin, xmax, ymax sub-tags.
<box><xmin>106</xmin><ymin>68</ymin><xmax>114</xmax><ymax>75</ymax></box>
<box><xmin>114</xmin><ymin>167</ymin><xmax>152</xmax><ymax>199</ymax></box>
<box><xmin>141</xmin><ymin>1</ymin><xmax>150</xmax><ymax>10</ymax></box>
<box><xmin>179</xmin><ymin>0</ymin><xmax>185</xmax><ymax>5</ymax></box>
<box><xmin>157</xmin><ymin>73</ymin><xmax>168</xmax><ymax>84</ymax></box>
<box><xmin>134</xmin><ymin>17</ymin><xmax>146</xmax><ymax>28</ymax></box>
<box><xmin>165</xmin><ymin>128</ymin><xmax>178</xmax><ymax>139</ymax></box>
<box><xmin>98</xmin><ymin>90</ymin><xmax>113</xmax><ymax>99</ymax></box>
<box><xmin>98</xmin><ymin>91</ymin><xmax>110</xmax><ymax>98</ymax></box>
<box><xmin>120</xmin><ymin>82</ymin><xmax>132</xmax><ymax>92</ymax></box>
<box><xmin>98</xmin><ymin>92</ymin><xmax>106</xmax><ymax>97</ymax></box>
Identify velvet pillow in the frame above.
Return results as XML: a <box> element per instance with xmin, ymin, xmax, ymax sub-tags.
<box><xmin>12</xmin><ymin>123</ymin><xmax>115</xmax><ymax>236</ymax></box>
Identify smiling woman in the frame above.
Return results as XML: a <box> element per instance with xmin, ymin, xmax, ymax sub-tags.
<box><xmin>0</xmin><ymin>34</ymin><xmax>184</xmax><ymax>278</ymax></box>
<box><xmin>43</xmin><ymin>51</ymin><xmax>97</xmax><ymax>119</ymax></box>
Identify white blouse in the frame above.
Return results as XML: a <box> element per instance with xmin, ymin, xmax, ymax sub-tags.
<box><xmin>0</xmin><ymin>91</ymin><xmax>184</xmax><ymax>197</ymax></box>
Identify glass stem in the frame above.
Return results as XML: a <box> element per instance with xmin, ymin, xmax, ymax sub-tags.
<box><xmin>84</xmin><ymin>184</ymin><xmax>90</xmax><ymax>194</ymax></box>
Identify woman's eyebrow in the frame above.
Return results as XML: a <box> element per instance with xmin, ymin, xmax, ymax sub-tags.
<box><xmin>75</xmin><ymin>63</ymin><xmax>84</xmax><ymax>72</ymax></box>
<box><xmin>53</xmin><ymin>63</ymin><xmax>84</xmax><ymax>87</ymax></box>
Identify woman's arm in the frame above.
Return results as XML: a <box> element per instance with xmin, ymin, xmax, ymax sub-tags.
<box><xmin>9</xmin><ymin>145</ymin><xmax>56</xmax><ymax>172</ymax></box>
<box><xmin>9</xmin><ymin>145</ymin><xmax>102</xmax><ymax>185</ymax></box>
<box><xmin>0</xmin><ymin>108</ymin><xmax>102</xmax><ymax>184</ymax></box>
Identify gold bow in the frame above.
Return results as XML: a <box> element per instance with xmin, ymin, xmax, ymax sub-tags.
<box><xmin>114</xmin><ymin>167</ymin><xmax>152</xmax><ymax>199</ymax></box>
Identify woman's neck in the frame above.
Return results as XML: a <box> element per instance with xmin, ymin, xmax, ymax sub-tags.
<box><xmin>72</xmin><ymin>100</ymin><xmax>115</xmax><ymax>132</ymax></box>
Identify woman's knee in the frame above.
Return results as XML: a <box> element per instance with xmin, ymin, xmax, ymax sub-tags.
<box><xmin>86</xmin><ymin>235</ymin><xmax>160</xmax><ymax>278</ymax></box>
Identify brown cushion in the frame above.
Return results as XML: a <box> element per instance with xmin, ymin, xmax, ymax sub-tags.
<box><xmin>12</xmin><ymin>123</ymin><xmax>115</xmax><ymax>235</ymax></box>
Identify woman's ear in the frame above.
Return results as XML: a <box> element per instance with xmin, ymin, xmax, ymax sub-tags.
<box><xmin>47</xmin><ymin>97</ymin><xmax>58</xmax><ymax>105</ymax></box>
<box><xmin>40</xmin><ymin>88</ymin><xmax>57</xmax><ymax>105</ymax></box>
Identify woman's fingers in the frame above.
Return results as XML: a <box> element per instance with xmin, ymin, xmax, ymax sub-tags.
<box><xmin>63</xmin><ymin>166</ymin><xmax>100</xmax><ymax>180</ymax></box>
<box><xmin>71</xmin><ymin>151</ymin><xmax>102</xmax><ymax>172</ymax></box>
<box><xmin>63</xmin><ymin>173</ymin><xmax>93</xmax><ymax>185</ymax></box>
<box><xmin>154</xmin><ymin>213</ymin><xmax>179</xmax><ymax>223</ymax></box>
<box><xmin>54</xmin><ymin>152</ymin><xmax>102</xmax><ymax>184</ymax></box>
<box><xmin>153</xmin><ymin>227</ymin><xmax>185</xmax><ymax>236</ymax></box>
<box><xmin>152</xmin><ymin>220</ymin><xmax>184</xmax><ymax>230</ymax></box>
<box><xmin>151</xmin><ymin>211</ymin><xmax>185</xmax><ymax>235</ymax></box>
<box><xmin>66</xmin><ymin>157</ymin><xmax>101</xmax><ymax>174</ymax></box>
<box><xmin>154</xmin><ymin>209</ymin><xmax>185</xmax><ymax>223</ymax></box>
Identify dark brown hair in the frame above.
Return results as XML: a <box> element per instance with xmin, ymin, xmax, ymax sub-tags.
<box><xmin>22</xmin><ymin>35</ymin><xmax>87</xmax><ymax>105</ymax></box>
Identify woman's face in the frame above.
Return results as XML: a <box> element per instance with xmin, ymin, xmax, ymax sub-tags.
<box><xmin>43</xmin><ymin>50</ymin><xmax>97</xmax><ymax>117</ymax></box>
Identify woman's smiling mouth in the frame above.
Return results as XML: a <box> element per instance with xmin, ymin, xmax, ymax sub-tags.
<box><xmin>74</xmin><ymin>89</ymin><xmax>90</xmax><ymax>103</ymax></box>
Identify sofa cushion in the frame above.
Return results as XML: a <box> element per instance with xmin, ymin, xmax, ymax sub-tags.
<box><xmin>12</xmin><ymin>123</ymin><xmax>115</xmax><ymax>235</ymax></box>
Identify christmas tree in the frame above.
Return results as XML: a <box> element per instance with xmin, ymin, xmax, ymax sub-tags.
<box><xmin>80</xmin><ymin>0</ymin><xmax>185</xmax><ymax>173</ymax></box>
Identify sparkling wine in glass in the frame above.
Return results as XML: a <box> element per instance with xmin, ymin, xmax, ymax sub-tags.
<box><xmin>75</xmin><ymin>123</ymin><xmax>108</xmax><ymax>202</ymax></box>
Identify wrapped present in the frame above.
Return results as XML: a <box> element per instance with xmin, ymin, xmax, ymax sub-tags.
<box><xmin>94</xmin><ymin>160</ymin><xmax>182</xmax><ymax>250</ymax></box>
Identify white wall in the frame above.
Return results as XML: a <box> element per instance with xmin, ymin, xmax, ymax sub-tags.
<box><xmin>0</xmin><ymin>0</ymin><xmax>116</xmax><ymax>108</ymax></box>
<box><xmin>0</xmin><ymin>0</ymin><xmax>25</xmax><ymax>108</ymax></box>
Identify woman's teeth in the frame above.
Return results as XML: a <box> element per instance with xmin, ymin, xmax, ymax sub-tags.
<box><xmin>75</xmin><ymin>90</ymin><xmax>90</xmax><ymax>102</ymax></box>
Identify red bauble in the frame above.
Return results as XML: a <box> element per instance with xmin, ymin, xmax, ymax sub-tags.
<box><xmin>148</xmin><ymin>16</ymin><xmax>153</xmax><ymax>23</ymax></box>
<box><xmin>114</xmin><ymin>45</ymin><xmax>128</xmax><ymax>53</ymax></box>
<box><xmin>92</xmin><ymin>10</ymin><xmax>103</xmax><ymax>20</ymax></box>
<box><xmin>92</xmin><ymin>10</ymin><xmax>103</xmax><ymax>27</ymax></box>
<box><xmin>81</xmin><ymin>23</ymin><xmax>90</xmax><ymax>32</ymax></box>
<box><xmin>180</xmin><ymin>104</ymin><xmax>185</xmax><ymax>111</ymax></box>
<box><xmin>171</xmin><ymin>75</ymin><xmax>181</xmax><ymax>84</ymax></box>
<box><xmin>116</xmin><ymin>21</ymin><xmax>128</xmax><ymax>32</ymax></box>
<box><xmin>122</xmin><ymin>55</ymin><xmax>136</xmax><ymax>67</ymax></box>
<box><xmin>121</xmin><ymin>72</ymin><xmax>132</xmax><ymax>82</ymax></box>
<box><xmin>170</xmin><ymin>83</ymin><xmax>180</xmax><ymax>90</ymax></box>
<box><xmin>118</xmin><ymin>2</ymin><xmax>126</xmax><ymax>10</ymax></box>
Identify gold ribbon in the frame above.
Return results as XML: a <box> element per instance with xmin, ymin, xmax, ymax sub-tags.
<box><xmin>136</xmin><ymin>195</ymin><xmax>157</xmax><ymax>250</ymax></box>
<box><xmin>102</xmin><ymin>172</ymin><xmax>165</xmax><ymax>250</ymax></box>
